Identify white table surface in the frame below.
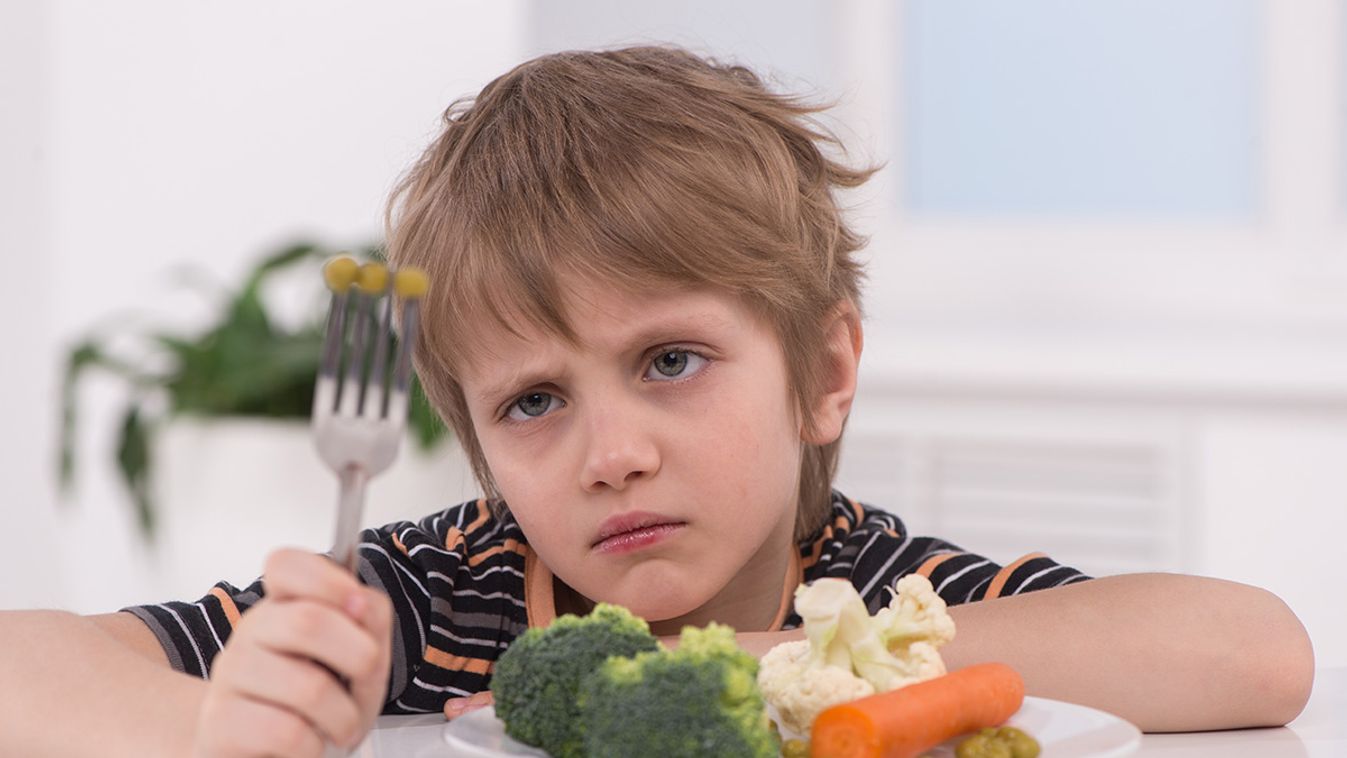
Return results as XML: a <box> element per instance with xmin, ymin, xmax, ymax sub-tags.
<box><xmin>356</xmin><ymin>667</ymin><xmax>1346</xmax><ymax>757</ymax></box>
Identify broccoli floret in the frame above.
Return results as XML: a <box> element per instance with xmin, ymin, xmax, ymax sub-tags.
<box><xmin>577</xmin><ymin>623</ymin><xmax>779</xmax><ymax>758</ymax></box>
<box><xmin>490</xmin><ymin>603</ymin><xmax>659</xmax><ymax>758</ymax></box>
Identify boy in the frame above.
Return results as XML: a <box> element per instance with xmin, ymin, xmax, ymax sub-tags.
<box><xmin>0</xmin><ymin>46</ymin><xmax>1313</xmax><ymax>756</ymax></box>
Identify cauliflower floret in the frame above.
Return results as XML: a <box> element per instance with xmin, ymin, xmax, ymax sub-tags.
<box><xmin>757</xmin><ymin>575</ymin><xmax>956</xmax><ymax>733</ymax></box>
<box><xmin>874</xmin><ymin>574</ymin><xmax>956</xmax><ymax>650</ymax></box>
<box><xmin>894</xmin><ymin>640</ymin><xmax>948</xmax><ymax>681</ymax></box>
<box><xmin>757</xmin><ymin>640</ymin><xmax>874</xmax><ymax>734</ymax></box>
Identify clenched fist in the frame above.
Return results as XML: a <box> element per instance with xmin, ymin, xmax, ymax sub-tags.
<box><xmin>193</xmin><ymin>548</ymin><xmax>393</xmax><ymax>757</ymax></box>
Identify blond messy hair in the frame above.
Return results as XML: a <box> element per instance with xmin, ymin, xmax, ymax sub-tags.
<box><xmin>385</xmin><ymin>45</ymin><xmax>875</xmax><ymax>541</ymax></box>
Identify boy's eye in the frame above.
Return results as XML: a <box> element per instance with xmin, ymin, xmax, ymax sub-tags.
<box><xmin>507</xmin><ymin>391</ymin><xmax>562</xmax><ymax>421</ymax></box>
<box><xmin>645</xmin><ymin>350</ymin><xmax>706</xmax><ymax>381</ymax></box>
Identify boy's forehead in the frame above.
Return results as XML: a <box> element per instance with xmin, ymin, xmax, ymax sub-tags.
<box><xmin>453</xmin><ymin>281</ymin><xmax>748</xmax><ymax>383</ymax></box>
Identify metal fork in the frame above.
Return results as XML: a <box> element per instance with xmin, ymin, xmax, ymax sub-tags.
<box><xmin>312</xmin><ymin>256</ymin><xmax>426</xmax><ymax>572</ymax></box>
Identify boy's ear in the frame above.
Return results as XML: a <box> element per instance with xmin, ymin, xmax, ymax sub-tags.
<box><xmin>801</xmin><ymin>301</ymin><xmax>864</xmax><ymax>446</ymax></box>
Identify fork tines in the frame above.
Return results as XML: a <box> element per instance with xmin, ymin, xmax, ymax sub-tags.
<box><xmin>315</xmin><ymin>257</ymin><xmax>425</xmax><ymax>426</ymax></box>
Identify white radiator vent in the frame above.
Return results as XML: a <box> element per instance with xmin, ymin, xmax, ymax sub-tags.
<box><xmin>836</xmin><ymin>402</ymin><xmax>1190</xmax><ymax>579</ymax></box>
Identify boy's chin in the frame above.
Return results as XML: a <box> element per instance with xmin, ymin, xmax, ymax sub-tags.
<box><xmin>625</xmin><ymin>595</ymin><xmax>705</xmax><ymax>625</ymax></box>
<box><xmin>587</xmin><ymin>577</ymin><xmax>710</xmax><ymax>625</ymax></box>
<box><xmin>595</xmin><ymin>589</ymin><xmax>705</xmax><ymax>624</ymax></box>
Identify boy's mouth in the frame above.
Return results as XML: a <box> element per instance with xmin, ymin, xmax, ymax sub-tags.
<box><xmin>592</xmin><ymin>511</ymin><xmax>686</xmax><ymax>554</ymax></box>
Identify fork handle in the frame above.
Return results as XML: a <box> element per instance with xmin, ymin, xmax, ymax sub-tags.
<box><xmin>332</xmin><ymin>464</ymin><xmax>368</xmax><ymax>574</ymax></box>
<box><xmin>328</xmin><ymin>466</ymin><xmax>375</xmax><ymax>757</ymax></box>
<box><xmin>323</xmin><ymin>465</ymin><xmax>366</xmax><ymax>758</ymax></box>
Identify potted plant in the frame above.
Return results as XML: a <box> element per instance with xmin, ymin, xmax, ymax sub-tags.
<box><xmin>57</xmin><ymin>242</ymin><xmax>450</xmax><ymax>537</ymax></box>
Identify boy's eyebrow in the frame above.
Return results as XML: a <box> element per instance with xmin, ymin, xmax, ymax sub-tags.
<box><xmin>473</xmin><ymin>311</ymin><xmax>735</xmax><ymax>404</ymax></box>
<box><xmin>617</xmin><ymin>312</ymin><xmax>734</xmax><ymax>354</ymax></box>
<box><xmin>476</xmin><ymin>368</ymin><xmax>560</xmax><ymax>407</ymax></box>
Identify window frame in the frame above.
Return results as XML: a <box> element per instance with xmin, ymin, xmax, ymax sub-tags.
<box><xmin>833</xmin><ymin>0</ymin><xmax>1347</xmax><ymax>395</ymax></box>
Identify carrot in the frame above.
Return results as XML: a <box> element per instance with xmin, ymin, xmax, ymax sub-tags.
<box><xmin>809</xmin><ymin>663</ymin><xmax>1025</xmax><ymax>758</ymax></box>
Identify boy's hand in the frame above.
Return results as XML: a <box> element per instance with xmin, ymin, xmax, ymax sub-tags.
<box><xmin>194</xmin><ymin>548</ymin><xmax>393</xmax><ymax>757</ymax></box>
<box><xmin>443</xmin><ymin>690</ymin><xmax>493</xmax><ymax>720</ymax></box>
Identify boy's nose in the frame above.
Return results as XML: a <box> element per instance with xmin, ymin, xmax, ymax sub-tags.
<box><xmin>578</xmin><ymin>407</ymin><xmax>660</xmax><ymax>492</ymax></box>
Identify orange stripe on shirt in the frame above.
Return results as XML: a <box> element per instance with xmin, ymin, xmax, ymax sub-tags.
<box><xmin>442</xmin><ymin>502</ymin><xmax>492</xmax><ymax>552</ymax></box>
<box><xmin>985</xmin><ymin>552</ymin><xmax>1047</xmax><ymax>599</ymax></box>
<box><xmin>801</xmin><ymin>525</ymin><xmax>834</xmax><ymax>571</ymax></box>
<box><xmin>803</xmin><ymin>499</ymin><xmax>870</xmax><ymax>571</ymax></box>
<box><xmin>803</xmin><ymin>499</ymin><xmax>862</xmax><ymax>571</ymax></box>
<box><xmin>464</xmin><ymin>501</ymin><xmax>492</xmax><ymax>533</ymax></box>
<box><xmin>424</xmin><ymin>646</ymin><xmax>494</xmax><ymax>676</ymax></box>
<box><xmin>208</xmin><ymin>587</ymin><xmax>241</xmax><ymax>629</ymax></box>
<box><xmin>846</xmin><ymin>496</ymin><xmax>864</xmax><ymax>524</ymax></box>
<box><xmin>916</xmin><ymin>552</ymin><xmax>962</xmax><ymax>578</ymax></box>
<box><xmin>468</xmin><ymin>537</ymin><xmax>525</xmax><ymax>567</ymax></box>
<box><xmin>444</xmin><ymin>527</ymin><xmax>465</xmax><ymax>553</ymax></box>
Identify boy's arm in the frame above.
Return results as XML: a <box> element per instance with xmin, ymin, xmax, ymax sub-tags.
<box><xmin>940</xmin><ymin>573</ymin><xmax>1313</xmax><ymax>732</ymax></box>
<box><xmin>733</xmin><ymin>573</ymin><xmax>1314</xmax><ymax>733</ymax></box>
<box><xmin>0</xmin><ymin>610</ymin><xmax>205</xmax><ymax>757</ymax></box>
<box><xmin>2</xmin><ymin>548</ymin><xmax>394</xmax><ymax>757</ymax></box>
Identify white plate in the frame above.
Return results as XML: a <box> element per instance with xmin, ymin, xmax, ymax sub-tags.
<box><xmin>925</xmin><ymin>696</ymin><xmax>1141</xmax><ymax>757</ymax></box>
<box><xmin>441</xmin><ymin>697</ymin><xmax>1141</xmax><ymax>757</ymax></box>
<box><xmin>440</xmin><ymin>706</ymin><xmax>549</xmax><ymax>756</ymax></box>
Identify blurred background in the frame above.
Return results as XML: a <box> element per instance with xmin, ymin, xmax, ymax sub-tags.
<box><xmin>2</xmin><ymin>1</ymin><xmax>1344</xmax><ymax>666</ymax></box>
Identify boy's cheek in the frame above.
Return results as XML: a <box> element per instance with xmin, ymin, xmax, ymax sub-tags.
<box><xmin>478</xmin><ymin>416</ymin><xmax>569</xmax><ymax>471</ymax></box>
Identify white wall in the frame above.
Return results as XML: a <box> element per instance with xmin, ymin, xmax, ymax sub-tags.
<box><xmin>1</xmin><ymin>0</ymin><xmax>525</xmax><ymax>611</ymax></box>
<box><xmin>526</xmin><ymin>0</ymin><xmax>837</xmax><ymax>92</ymax></box>
<box><xmin>1197</xmin><ymin>412</ymin><xmax>1347</xmax><ymax>668</ymax></box>
<box><xmin>0</xmin><ymin>0</ymin><xmax>60</xmax><ymax>609</ymax></box>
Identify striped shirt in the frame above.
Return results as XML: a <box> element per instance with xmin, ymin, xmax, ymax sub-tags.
<box><xmin>124</xmin><ymin>490</ymin><xmax>1089</xmax><ymax>714</ymax></box>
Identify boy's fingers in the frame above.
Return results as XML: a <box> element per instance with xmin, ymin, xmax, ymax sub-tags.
<box><xmin>443</xmin><ymin>691</ymin><xmax>494</xmax><ymax>720</ymax></box>
<box><xmin>262</xmin><ymin>548</ymin><xmax>362</xmax><ymax>608</ymax></box>
<box><xmin>218</xmin><ymin>644</ymin><xmax>364</xmax><ymax>749</ymax></box>
<box><xmin>348</xmin><ymin>585</ymin><xmax>394</xmax><ymax>636</ymax></box>
<box><xmin>249</xmin><ymin>600</ymin><xmax>383</xmax><ymax>685</ymax></box>
<box><xmin>349</xmin><ymin>589</ymin><xmax>394</xmax><ymax>719</ymax></box>
<box><xmin>205</xmin><ymin>694</ymin><xmax>326</xmax><ymax>758</ymax></box>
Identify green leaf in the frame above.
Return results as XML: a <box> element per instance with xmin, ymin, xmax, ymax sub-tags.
<box><xmin>241</xmin><ymin>242</ymin><xmax>321</xmax><ymax>294</ymax></box>
<box><xmin>409</xmin><ymin>378</ymin><xmax>449</xmax><ymax>450</ymax></box>
<box><xmin>115</xmin><ymin>406</ymin><xmax>155</xmax><ymax>535</ymax></box>
<box><xmin>152</xmin><ymin>334</ymin><xmax>202</xmax><ymax>358</ymax></box>
<box><xmin>58</xmin><ymin>339</ymin><xmax>157</xmax><ymax>488</ymax></box>
<box><xmin>178</xmin><ymin>336</ymin><xmax>322</xmax><ymax>417</ymax></box>
<box><xmin>58</xmin><ymin>342</ymin><xmax>99</xmax><ymax>487</ymax></box>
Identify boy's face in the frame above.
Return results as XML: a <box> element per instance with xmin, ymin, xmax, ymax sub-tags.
<box><xmin>458</xmin><ymin>279</ymin><xmax>803</xmax><ymax>623</ymax></box>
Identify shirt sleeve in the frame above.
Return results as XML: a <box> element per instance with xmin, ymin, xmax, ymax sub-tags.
<box><xmin>908</xmin><ymin>549</ymin><xmax>1091</xmax><ymax>607</ymax></box>
<box><xmin>120</xmin><ymin>578</ymin><xmax>264</xmax><ymax>681</ymax></box>
<box><xmin>120</xmin><ymin>500</ymin><xmax>516</xmax><ymax>715</ymax></box>
<box><xmin>805</xmin><ymin>500</ymin><xmax>1091</xmax><ymax>614</ymax></box>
